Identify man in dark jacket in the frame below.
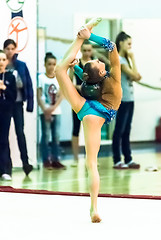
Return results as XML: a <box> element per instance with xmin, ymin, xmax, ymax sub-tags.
<box><xmin>3</xmin><ymin>39</ymin><xmax>34</xmax><ymax>176</ymax></box>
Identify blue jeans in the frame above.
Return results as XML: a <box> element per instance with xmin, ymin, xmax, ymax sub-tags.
<box><xmin>112</xmin><ymin>101</ymin><xmax>134</xmax><ymax>164</ymax></box>
<box><xmin>40</xmin><ymin>114</ymin><xmax>61</xmax><ymax>163</ymax></box>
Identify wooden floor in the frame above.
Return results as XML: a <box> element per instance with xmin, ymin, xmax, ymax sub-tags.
<box><xmin>0</xmin><ymin>149</ymin><xmax>161</xmax><ymax>196</ymax></box>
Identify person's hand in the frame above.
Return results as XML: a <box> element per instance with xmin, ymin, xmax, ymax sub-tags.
<box><xmin>127</xmin><ymin>50</ymin><xmax>134</xmax><ymax>59</ymax></box>
<box><xmin>44</xmin><ymin>108</ymin><xmax>52</xmax><ymax>122</ymax></box>
<box><xmin>44</xmin><ymin>107</ymin><xmax>53</xmax><ymax>115</ymax></box>
<box><xmin>44</xmin><ymin>113</ymin><xmax>52</xmax><ymax>122</ymax></box>
<box><xmin>136</xmin><ymin>73</ymin><xmax>142</xmax><ymax>81</ymax></box>
<box><xmin>77</xmin><ymin>26</ymin><xmax>91</xmax><ymax>39</ymax></box>
<box><xmin>0</xmin><ymin>80</ymin><xmax>6</xmax><ymax>90</ymax></box>
<box><xmin>131</xmin><ymin>73</ymin><xmax>142</xmax><ymax>82</ymax></box>
<box><xmin>69</xmin><ymin>59</ymin><xmax>79</xmax><ymax>69</ymax></box>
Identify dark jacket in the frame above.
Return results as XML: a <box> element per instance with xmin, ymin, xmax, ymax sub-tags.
<box><xmin>12</xmin><ymin>55</ymin><xmax>34</xmax><ymax>112</ymax></box>
<box><xmin>0</xmin><ymin>72</ymin><xmax>17</xmax><ymax>111</ymax></box>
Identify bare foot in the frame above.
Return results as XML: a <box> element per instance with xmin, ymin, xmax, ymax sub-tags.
<box><xmin>85</xmin><ymin>17</ymin><xmax>102</xmax><ymax>31</ymax></box>
<box><xmin>77</xmin><ymin>18</ymin><xmax>102</xmax><ymax>39</ymax></box>
<box><xmin>90</xmin><ymin>209</ymin><xmax>102</xmax><ymax>223</ymax></box>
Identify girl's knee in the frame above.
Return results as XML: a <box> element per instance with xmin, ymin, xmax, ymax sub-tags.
<box><xmin>86</xmin><ymin>160</ymin><xmax>97</xmax><ymax>170</ymax></box>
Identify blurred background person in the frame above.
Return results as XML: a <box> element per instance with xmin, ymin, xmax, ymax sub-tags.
<box><xmin>37</xmin><ymin>52</ymin><xmax>66</xmax><ymax>169</ymax></box>
<box><xmin>112</xmin><ymin>32</ymin><xmax>141</xmax><ymax>169</ymax></box>
<box><xmin>3</xmin><ymin>39</ymin><xmax>34</xmax><ymax>176</ymax></box>
<box><xmin>0</xmin><ymin>50</ymin><xmax>17</xmax><ymax>180</ymax></box>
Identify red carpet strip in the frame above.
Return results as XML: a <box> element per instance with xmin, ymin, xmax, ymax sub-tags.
<box><xmin>0</xmin><ymin>186</ymin><xmax>161</xmax><ymax>200</ymax></box>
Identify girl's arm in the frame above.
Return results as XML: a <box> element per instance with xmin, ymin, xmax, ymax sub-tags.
<box><xmin>121</xmin><ymin>52</ymin><xmax>141</xmax><ymax>82</ymax></box>
<box><xmin>56</xmin><ymin>37</ymin><xmax>84</xmax><ymax>72</ymax></box>
<box><xmin>37</xmin><ymin>87</ymin><xmax>46</xmax><ymax>112</ymax></box>
<box><xmin>44</xmin><ymin>90</ymin><xmax>64</xmax><ymax>115</ymax></box>
<box><xmin>121</xmin><ymin>64</ymin><xmax>141</xmax><ymax>82</ymax></box>
<box><xmin>89</xmin><ymin>33</ymin><xmax>115</xmax><ymax>52</ymax></box>
<box><xmin>78</xmin><ymin>29</ymin><xmax>120</xmax><ymax>82</ymax></box>
<box><xmin>56</xmin><ymin>18</ymin><xmax>102</xmax><ymax>73</ymax></box>
<box><xmin>88</xmin><ymin>33</ymin><xmax>121</xmax><ymax>81</ymax></box>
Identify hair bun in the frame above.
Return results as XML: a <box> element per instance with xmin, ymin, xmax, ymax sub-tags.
<box><xmin>46</xmin><ymin>52</ymin><xmax>53</xmax><ymax>57</ymax></box>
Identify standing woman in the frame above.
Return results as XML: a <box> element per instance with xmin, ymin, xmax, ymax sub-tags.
<box><xmin>3</xmin><ymin>39</ymin><xmax>34</xmax><ymax>176</ymax></box>
<box><xmin>112</xmin><ymin>32</ymin><xmax>141</xmax><ymax>169</ymax></box>
<box><xmin>0</xmin><ymin>50</ymin><xmax>17</xmax><ymax>180</ymax></box>
<box><xmin>37</xmin><ymin>53</ymin><xmax>65</xmax><ymax>169</ymax></box>
<box><xmin>55</xmin><ymin>18</ymin><xmax>122</xmax><ymax>222</ymax></box>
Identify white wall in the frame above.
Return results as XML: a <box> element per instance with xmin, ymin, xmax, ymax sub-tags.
<box><xmin>38</xmin><ymin>0</ymin><xmax>161</xmax><ymax>35</ymax></box>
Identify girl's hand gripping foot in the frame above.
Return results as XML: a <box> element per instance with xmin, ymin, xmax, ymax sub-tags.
<box><xmin>77</xmin><ymin>17</ymin><xmax>102</xmax><ymax>40</ymax></box>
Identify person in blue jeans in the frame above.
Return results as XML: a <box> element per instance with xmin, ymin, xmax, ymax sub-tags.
<box><xmin>112</xmin><ymin>32</ymin><xmax>141</xmax><ymax>169</ymax></box>
<box><xmin>37</xmin><ymin>52</ymin><xmax>66</xmax><ymax>169</ymax></box>
<box><xmin>3</xmin><ymin>39</ymin><xmax>34</xmax><ymax>176</ymax></box>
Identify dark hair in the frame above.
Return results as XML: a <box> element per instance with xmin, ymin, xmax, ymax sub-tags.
<box><xmin>3</xmin><ymin>39</ymin><xmax>17</xmax><ymax>49</ymax></box>
<box><xmin>44</xmin><ymin>52</ymin><xmax>56</xmax><ymax>63</ymax></box>
<box><xmin>83</xmin><ymin>62</ymin><xmax>104</xmax><ymax>84</ymax></box>
<box><xmin>82</xmin><ymin>39</ymin><xmax>91</xmax><ymax>45</ymax></box>
<box><xmin>81</xmin><ymin>40</ymin><xmax>92</xmax><ymax>51</ymax></box>
<box><xmin>115</xmin><ymin>31</ymin><xmax>131</xmax><ymax>67</ymax></box>
<box><xmin>115</xmin><ymin>31</ymin><xmax>131</xmax><ymax>52</ymax></box>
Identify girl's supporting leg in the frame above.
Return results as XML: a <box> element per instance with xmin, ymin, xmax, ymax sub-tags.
<box><xmin>83</xmin><ymin>115</ymin><xmax>105</xmax><ymax>223</ymax></box>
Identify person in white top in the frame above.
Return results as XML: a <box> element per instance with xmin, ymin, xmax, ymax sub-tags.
<box><xmin>37</xmin><ymin>52</ymin><xmax>66</xmax><ymax>169</ymax></box>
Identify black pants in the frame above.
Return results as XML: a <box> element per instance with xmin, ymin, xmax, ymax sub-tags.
<box><xmin>112</xmin><ymin>101</ymin><xmax>134</xmax><ymax>164</ymax></box>
<box><xmin>72</xmin><ymin>110</ymin><xmax>81</xmax><ymax>137</ymax></box>
<box><xmin>12</xmin><ymin>102</ymin><xmax>29</xmax><ymax>165</ymax></box>
<box><xmin>0</xmin><ymin>109</ymin><xmax>12</xmax><ymax>176</ymax></box>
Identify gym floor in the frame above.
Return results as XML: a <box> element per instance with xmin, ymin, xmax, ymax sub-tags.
<box><xmin>0</xmin><ymin>142</ymin><xmax>161</xmax><ymax>239</ymax></box>
<box><xmin>0</xmin><ymin>142</ymin><xmax>161</xmax><ymax>196</ymax></box>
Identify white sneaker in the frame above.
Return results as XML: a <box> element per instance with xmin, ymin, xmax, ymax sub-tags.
<box><xmin>113</xmin><ymin>161</ymin><xmax>128</xmax><ymax>169</ymax></box>
<box><xmin>1</xmin><ymin>174</ymin><xmax>12</xmax><ymax>181</ymax></box>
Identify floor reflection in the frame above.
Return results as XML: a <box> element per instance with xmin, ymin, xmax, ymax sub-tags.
<box><xmin>0</xmin><ymin>150</ymin><xmax>161</xmax><ymax>196</ymax></box>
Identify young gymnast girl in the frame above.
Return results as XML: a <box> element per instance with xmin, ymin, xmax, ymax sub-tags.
<box><xmin>55</xmin><ymin>18</ymin><xmax>122</xmax><ymax>223</ymax></box>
